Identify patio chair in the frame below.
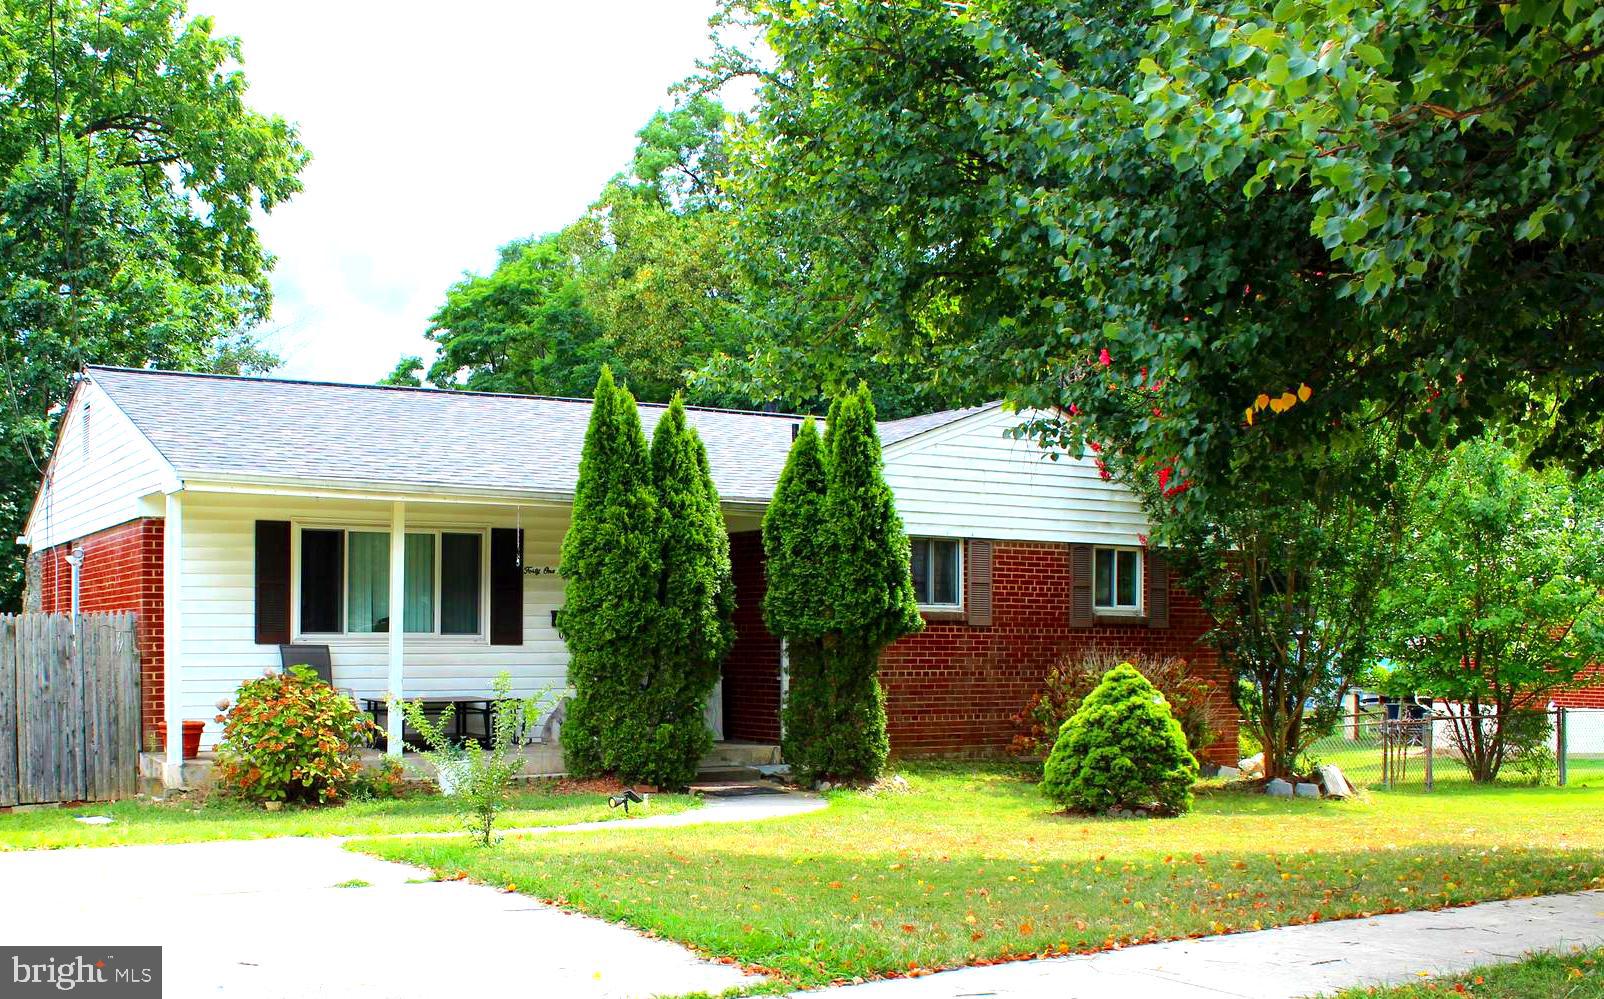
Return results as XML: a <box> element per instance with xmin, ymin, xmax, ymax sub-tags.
<box><xmin>278</xmin><ymin>644</ymin><xmax>334</xmax><ymax>685</ymax></box>
<box><xmin>277</xmin><ymin>645</ymin><xmax>359</xmax><ymax>707</ymax></box>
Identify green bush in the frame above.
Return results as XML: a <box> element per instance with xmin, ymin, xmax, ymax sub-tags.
<box><xmin>213</xmin><ymin>666</ymin><xmax>378</xmax><ymax>804</ymax></box>
<box><xmin>1041</xmin><ymin>663</ymin><xmax>1198</xmax><ymax>815</ymax></box>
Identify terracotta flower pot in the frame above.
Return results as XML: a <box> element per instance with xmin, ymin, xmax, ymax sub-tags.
<box><xmin>154</xmin><ymin>720</ymin><xmax>206</xmax><ymax>760</ymax></box>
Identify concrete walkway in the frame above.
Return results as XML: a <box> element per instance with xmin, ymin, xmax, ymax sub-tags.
<box><xmin>0</xmin><ymin>791</ymin><xmax>823</xmax><ymax>999</ymax></box>
<box><xmin>798</xmin><ymin>891</ymin><xmax>1604</xmax><ymax>999</ymax></box>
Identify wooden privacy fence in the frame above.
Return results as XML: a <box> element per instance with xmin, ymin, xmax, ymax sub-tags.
<box><xmin>0</xmin><ymin>613</ymin><xmax>141</xmax><ymax>806</ymax></box>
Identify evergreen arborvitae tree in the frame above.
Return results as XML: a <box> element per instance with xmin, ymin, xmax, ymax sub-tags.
<box><xmin>559</xmin><ymin>368</ymin><xmax>662</xmax><ymax>776</ymax></box>
<box><xmin>818</xmin><ymin>386</ymin><xmax>924</xmax><ymax>781</ymax></box>
<box><xmin>608</xmin><ymin>395</ymin><xmax>735</xmax><ymax>788</ymax></box>
<box><xmin>762</xmin><ymin>417</ymin><xmax>833</xmax><ymax>778</ymax></box>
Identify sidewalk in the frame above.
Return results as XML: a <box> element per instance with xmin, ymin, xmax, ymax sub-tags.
<box><xmin>798</xmin><ymin>891</ymin><xmax>1604</xmax><ymax>998</ymax></box>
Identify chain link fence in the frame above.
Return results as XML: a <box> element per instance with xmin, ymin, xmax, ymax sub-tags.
<box><xmin>1301</xmin><ymin>707</ymin><xmax>1604</xmax><ymax>790</ymax></box>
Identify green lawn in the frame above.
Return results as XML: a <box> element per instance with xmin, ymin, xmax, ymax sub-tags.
<box><xmin>0</xmin><ymin>788</ymin><xmax>699</xmax><ymax>850</ymax></box>
<box><xmin>1335</xmin><ymin>948</ymin><xmax>1604</xmax><ymax>998</ymax></box>
<box><xmin>356</xmin><ymin>764</ymin><xmax>1604</xmax><ymax>988</ymax></box>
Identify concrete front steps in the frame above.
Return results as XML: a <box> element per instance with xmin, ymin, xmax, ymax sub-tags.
<box><xmin>140</xmin><ymin>740</ymin><xmax>785</xmax><ymax>795</ymax></box>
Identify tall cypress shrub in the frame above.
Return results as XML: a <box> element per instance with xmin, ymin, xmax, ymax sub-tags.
<box><xmin>559</xmin><ymin>368</ymin><xmax>662</xmax><ymax>776</ymax></box>
<box><xmin>819</xmin><ymin>387</ymin><xmax>923</xmax><ymax>781</ymax></box>
<box><xmin>762</xmin><ymin>417</ymin><xmax>832</xmax><ymax>778</ymax></box>
<box><xmin>606</xmin><ymin>395</ymin><xmax>735</xmax><ymax>788</ymax></box>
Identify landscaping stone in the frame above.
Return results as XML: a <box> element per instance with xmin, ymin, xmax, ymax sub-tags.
<box><xmin>1318</xmin><ymin>764</ymin><xmax>1354</xmax><ymax>799</ymax></box>
<box><xmin>1239</xmin><ymin>753</ymin><xmax>1264</xmax><ymax>776</ymax></box>
<box><xmin>1295</xmin><ymin>782</ymin><xmax>1320</xmax><ymax>798</ymax></box>
<box><xmin>1214</xmin><ymin>765</ymin><xmax>1239</xmax><ymax>780</ymax></box>
<box><xmin>1265</xmin><ymin>778</ymin><xmax>1293</xmax><ymax>798</ymax></box>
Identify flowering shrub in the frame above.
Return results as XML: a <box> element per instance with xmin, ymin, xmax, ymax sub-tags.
<box><xmin>213</xmin><ymin>666</ymin><xmax>379</xmax><ymax>804</ymax></box>
<box><xmin>350</xmin><ymin>757</ymin><xmax>408</xmax><ymax>801</ymax></box>
<box><xmin>1010</xmin><ymin>649</ymin><xmax>1224</xmax><ymax>761</ymax></box>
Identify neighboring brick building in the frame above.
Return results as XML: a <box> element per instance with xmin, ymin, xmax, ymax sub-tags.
<box><xmin>1552</xmin><ymin>665</ymin><xmax>1604</xmax><ymax>709</ymax></box>
<box><xmin>31</xmin><ymin>519</ymin><xmax>165</xmax><ymax>743</ymax></box>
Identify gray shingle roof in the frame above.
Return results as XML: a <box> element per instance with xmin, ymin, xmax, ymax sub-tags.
<box><xmin>88</xmin><ymin>367</ymin><xmax>809</xmax><ymax>504</ymax></box>
<box><xmin>878</xmin><ymin>402</ymin><xmax>1000</xmax><ymax>445</ymax></box>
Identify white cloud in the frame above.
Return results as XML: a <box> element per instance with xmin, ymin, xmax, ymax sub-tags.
<box><xmin>197</xmin><ymin>0</ymin><xmax>725</xmax><ymax>382</ymax></box>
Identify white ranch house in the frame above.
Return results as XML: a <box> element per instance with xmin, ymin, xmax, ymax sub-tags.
<box><xmin>23</xmin><ymin>366</ymin><xmax>1230</xmax><ymax>787</ymax></box>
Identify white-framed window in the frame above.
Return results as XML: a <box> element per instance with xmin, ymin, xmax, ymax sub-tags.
<box><xmin>910</xmin><ymin>537</ymin><xmax>962</xmax><ymax>609</ymax></box>
<box><xmin>1093</xmin><ymin>546</ymin><xmax>1142</xmax><ymax>613</ymax></box>
<box><xmin>295</xmin><ymin>525</ymin><xmax>486</xmax><ymax>637</ymax></box>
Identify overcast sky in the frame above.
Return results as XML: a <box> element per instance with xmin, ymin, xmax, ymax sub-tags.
<box><xmin>198</xmin><ymin>1</ymin><xmax>728</xmax><ymax>383</ymax></box>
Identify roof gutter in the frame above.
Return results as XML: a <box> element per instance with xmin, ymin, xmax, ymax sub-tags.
<box><xmin>178</xmin><ymin>475</ymin><xmax>771</xmax><ymax>513</ymax></box>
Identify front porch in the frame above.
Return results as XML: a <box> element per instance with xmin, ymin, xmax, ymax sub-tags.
<box><xmin>140</xmin><ymin>740</ymin><xmax>783</xmax><ymax>795</ymax></box>
<box><xmin>156</xmin><ymin>484</ymin><xmax>784</xmax><ymax>788</ymax></box>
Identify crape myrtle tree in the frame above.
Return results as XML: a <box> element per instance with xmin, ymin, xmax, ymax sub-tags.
<box><xmin>764</xmin><ymin>389</ymin><xmax>922</xmax><ymax>783</ymax></box>
<box><xmin>761</xmin><ymin>417</ymin><xmax>831</xmax><ymax>774</ymax></box>
<box><xmin>558</xmin><ymin>371</ymin><xmax>735</xmax><ymax>788</ymax></box>
<box><xmin>1375</xmin><ymin>437</ymin><xmax>1604</xmax><ymax>782</ymax></box>
<box><xmin>701</xmin><ymin>0</ymin><xmax>1551</xmax><ymax>776</ymax></box>
<box><xmin>0</xmin><ymin>0</ymin><xmax>308</xmax><ymax>609</ymax></box>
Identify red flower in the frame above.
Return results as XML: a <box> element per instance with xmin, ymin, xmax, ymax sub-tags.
<box><xmin>1068</xmin><ymin>403</ymin><xmax>1081</xmax><ymax>416</ymax></box>
<box><xmin>1087</xmin><ymin>440</ymin><xmax>1102</xmax><ymax>453</ymax></box>
<box><xmin>1098</xmin><ymin>348</ymin><xmax>1112</xmax><ymax>367</ymax></box>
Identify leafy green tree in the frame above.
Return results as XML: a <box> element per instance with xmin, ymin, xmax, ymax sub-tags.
<box><xmin>1041</xmin><ymin>663</ymin><xmax>1197</xmax><ymax>816</ymax></box>
<box><xmin>815</xmin><ymin>386</ymin><xmax>923</xmax><ymax>781</ymax></box>
<box><xmin>620</xmin><ymin>395</ymin><xmax>735</xmax><ymax>788</ymax></box>
<box><xmin>712</xmin><ymin>0</ymin><xmax>1603</xmax><ymax>473</ymax></box>
<box><xmin>423</xmin><ymin>234</ymin><xmax>604</xmax><ymax>396</ymax></box>
<box><xmin>762</xmin><ymin>417</ymin><xmax>832</xmax><ymax>774</ymax></box>
<box><xmin>379</xmin><ymin>356</ymin><xmax>424</xmax><ymax>387</ymax></box>
<box><xmin>1375</xmin><ymin>438</ymin><xmax>1604</xmax><ymax>782</ymax></box>
<box><xmin>1138</xmin><ymin>0</ymin><xmax>1604</xmax><ymax>465</ymax></box>
<box><xmin>0</xmin><ymin>0</ymin><xmax>307</xmax><ymax>608</ymax></box>
<box><xmin>558</xmin><ymin>368</ymin><xmax>662</xmax><ymax>776</ymax></box>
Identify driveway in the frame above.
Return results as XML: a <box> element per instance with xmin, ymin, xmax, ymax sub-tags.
<box><xmin>0</xmin><ymin>804</ymin><xmax>802</xmax><ymax>999</ymax></box>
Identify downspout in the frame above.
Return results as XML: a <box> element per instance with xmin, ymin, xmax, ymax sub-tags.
<box><xmin>64</xmin><ymin>545</ymin><xmax>85</xmax><ymax>634</ymax></box>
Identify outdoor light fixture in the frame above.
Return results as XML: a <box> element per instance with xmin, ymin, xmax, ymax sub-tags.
<box><xmin>608</xmin><ymin>787</ymin><xmax>646</xmax><ymax>814</ymax></box>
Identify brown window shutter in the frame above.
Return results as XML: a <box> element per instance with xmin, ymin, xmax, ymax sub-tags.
<box><xmin>490</xmin><ymin>528</ymin><xmax>524</xmax><ymax>645</ymax></box>
<box><xmin>1068</xmin><ymin>544</ymin><xmax>1094</xmax><ymax>628</ymax></box>
<box><xmin>254</xmin><ymin>520</ymin><xmax>291</xmax><ymax>645</ymax></box>
<box><xmin>1146</xmin><ymin>551</ymin><xmax>1171</xmax><ymax>629</ymax></box>
<box><xmin>965</xmin><ymin>540</ymin><xmax>993</xmax><ymax>627</ymax></box>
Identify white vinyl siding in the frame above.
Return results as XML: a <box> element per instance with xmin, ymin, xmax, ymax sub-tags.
<box><xmin>175</xmin><ymin>491</ymin><xmax>571</xmax><ymax>749</ymax></box>
<box><xmin>882</xmin><ymin>406</ymin><xmax>1150</xmax><ymax>546</ymax></box>
<box><xmin>24</xmin><ymin>382</ymin><xmax>175</xmax><ymax>550</ymax></box>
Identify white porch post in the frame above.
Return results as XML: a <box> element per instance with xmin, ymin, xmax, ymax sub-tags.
<box><xmin>387</xmin><ymin>501</ymin><xmax>406</xmax><ymax>755</ymax></box>
<box><xmin>162</xmin><ymin>491</ymin><xmax>186</xmax><ymax>788</ymax></box>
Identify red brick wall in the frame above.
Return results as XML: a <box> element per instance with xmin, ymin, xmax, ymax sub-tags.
<box><xmin>879</xmin><ymin>543</ymin><xmax>1237</xmax><ymax>765</ymax></box>
<box><xmin>1553</xmin><ymin>665</ymin><xmax>1604</xmax><ymax>708</ymax></box>
<box><xmin>36</xmin><ymin>519</ymin><xmax>165</xmax><ymax>742</ymax></box>
<box><xmin>721</xmin><ymin>536</ymin><xmax>1238</xmax><ymax>764</ymax></box>
<box><xmin>723</xmin><ymin>531</ymin><xmax>782</xmax><ymax>742</ymax></box>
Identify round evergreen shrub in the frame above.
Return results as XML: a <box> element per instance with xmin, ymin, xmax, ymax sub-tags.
<box><xmin>1041</xmin><ymin>663</ymin><xmax>1198</xmax><ymax>815</ymax></box>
